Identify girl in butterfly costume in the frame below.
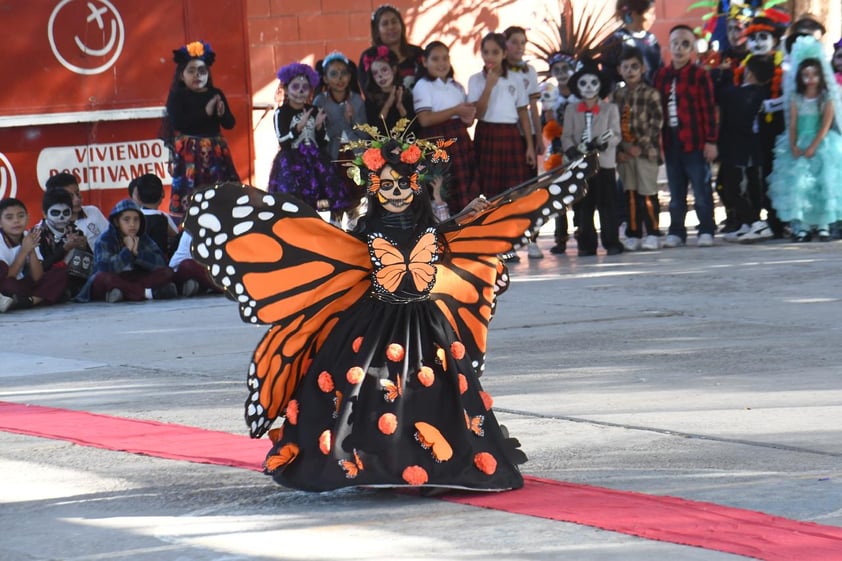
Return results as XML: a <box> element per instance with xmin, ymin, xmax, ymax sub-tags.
<box><xmin>184</xmin><ymin>121</ymin><xmax>596</xmax><ymax>493</ymax></box>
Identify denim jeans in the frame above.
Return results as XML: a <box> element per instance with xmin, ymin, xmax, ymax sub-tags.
<box><xmin>664</xmin><ymin>140</ymin><xmax>715</xmax><ymax>240</ymax></box>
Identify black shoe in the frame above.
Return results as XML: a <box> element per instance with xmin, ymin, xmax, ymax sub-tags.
<box><xmin>152</xmin><ymin>283</ymin><xmax>178</xmax><ymax>300</ymax></box>
<box><xmin>9</xmin><ymin>295</ymin><xmax>34</xmax><ymax>310</ymax></box>
<box><xmin>549</xmin><ymin>242</ymin><xmax>566</xmax><ymax>254</ymax></box>
<box><xmin>605</xmin><ymin>245</ymin><xmax>624</xmax><ymax>256</ymax></box>
<box><xmin>577</xmin><ymin>249</ymin><xmax>597</xmax><ymax>257</ymax></box>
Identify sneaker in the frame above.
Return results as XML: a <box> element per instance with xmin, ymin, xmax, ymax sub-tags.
<box><xmin>723</xmin><ymin>223</ymin><xmax>750</xmax><ymax>242</ymax></box>
<box><xmin>641</xmin><ymin>235</ymin><xmax>661</xmax><ymax>250</ymax></box>
<box><xmin>662</xmin><ymin>234</ymin><xmax>684</xmax><ymax>248</ymax></box>
<box><xmin>152</xmin><ymin>283</ymin><xmax>178</xmax><ymax>300</ymax></box>
<box><xmin>793</xmin><ymin>230</ymin><xmax>811</xmax><ymax>242</ymax></box>
<box><xmin>527</xmin><ymin>242</ymin><xmax>544</xmax><ymax>259</ymax></box>
<box><xmin>0</xmin><ymin>294</ymin><xmax>13</xmax><ymax>313</ymax></box>
<box><xmin>697</xmin><ymin>233</ymin><xmax>714</xmax><ymax>247</ymax></box>
<box><xmin>105</xmin><ymin>288</ymin><xmax>124</xmax><ymax>303</ymax></box>
<box><xmin>738</xmin><ymin>220</ymin><xmax>773</xmax><ymax>243</ymax></box>
<box><xmin>618</xmin><ymin>221</ymin><xmax>628</xmax><ymax>241</ymax></box>
<box><xmin>181</xmin><ymin>279</ymin><xmax>201</xmax><ymax>297</ymax></box>
<box><xmin>817</xmin><ymin>229</ymin><xmax>831</xmax><ymax>242</ymax></box>
<box><xmin>622</xmin><ymin>237</ymin><xmax>642</xmax><ymax>251</ymax></box>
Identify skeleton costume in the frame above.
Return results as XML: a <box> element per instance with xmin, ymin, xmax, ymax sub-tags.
<box><xmin>36</xmin><ymin>189</ymin><xmax>92</xmax><ymax>298</ymax></box>
<box><xmin>268</xmin><ymin>63</ymin><xmax>350</xmax><ymax>214</ymax></box>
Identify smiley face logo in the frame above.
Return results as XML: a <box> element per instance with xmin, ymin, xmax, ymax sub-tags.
<box><xmin>0</xmin><ymin>152</ymin><xmax>18</xmax><ymax>199</ymax></box>
<box><xmin>48</xmin><ymin>0</ymin><xmax>125</xmax><ymax>75</ymax></box>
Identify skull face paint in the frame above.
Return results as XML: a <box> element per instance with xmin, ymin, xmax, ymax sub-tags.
<box><xmin>375</xmin><ymin>165</ymin><xmax>418</xmax><ymax>213</ymax></box>
<box><xmin>746</xmin><ymin>31</ymin><xmax>775</xmax><ymax>56</ymax></box>
<box><xmin>45</xmin><ymin>203</ymin><xmax>73</xmax><ymax>232</ymax></box>
<box><xmin>286</xmin><ymin>75</ymin><xmax>312</xmax><ymax>107</ymax></box>
<box><xmin>577</xmin><ymin>74</ymin><xmax>601</xmax><ymax>100</ymax></box>
<box><xmin>551</xmin><ymin>61</ymin><xmax>574</xmax><ymax>87</ymax></box>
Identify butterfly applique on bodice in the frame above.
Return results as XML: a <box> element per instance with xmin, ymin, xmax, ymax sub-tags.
<box><xmin>368</xmin><ymin>228</ymin><xmax>438</xmax><ymax>301</ymax></box>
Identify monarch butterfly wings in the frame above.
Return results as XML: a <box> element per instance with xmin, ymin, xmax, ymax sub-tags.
<box><xmin>431</xmin><ymin>153</ymin><xmax>597</xmax><ymax>375</ymax></box>
<box><xmin>183</xmin><ymin>182</ymin><xmax>372</xmax><ymax>437</ymax></box>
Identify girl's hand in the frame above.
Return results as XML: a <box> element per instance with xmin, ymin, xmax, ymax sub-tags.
<box><xmin>791</xmin><ymin>144</ymin><xmax>803</xmax><ymax>158</ymax></box>
<box><xmin>526</xmin><ymin>146</ymin><xmax>536</xmax><ymax>168</ymax></box>
<box><xmin>804</xmin><ymin>145</ymin><xmax>817</xmax><ymax>158</ymax></box>
<box><xmin>456</xmin><ymin>103</ymin><xmax>476</xmax><ymax>123</ymax></box>
<box><xmin>63</xmin><ymin>232</ymin><xmax>86</xmax><ymax>251</ymax></box>
<box><xmin>343</xmin><ymin>101</ymin><xmax>354</xmax><ymax>122</ymax></box>
<box><xmin>395</xmin><ymin>86</ymin><xmax>406</xmax><ymax>114</ymax></box>
<box><xmin>22</xmin><ymin>228</ymin><xmax>41</xmax><ymax>253</ymax></box>
<box><xmin>463</xmin><ymin>194</ymin><xmax>489</xmax><ymax>218</ymax></box>
<box><xmin>215</xmin><ymin>98</ymin><xmax>225</xmax><ymax>116</ymax></box>
<box><xmin>297</xmin><ymin>108</ymin><xmax>314</xmax><ymax>132</ymax></box>
<box><xmin>205</xmin><ymin>94</ymin><xmax>221</xmax><ymax>116</ymax></box>
<box><xmin>485</xmin><ymin>65</ymin><xmax>500</xmax><ymax>88</ymax></box>
<box><xmin>315</xmin><ymin>108</ymin><xmax>327</xmax><ymax>129</ymax></box>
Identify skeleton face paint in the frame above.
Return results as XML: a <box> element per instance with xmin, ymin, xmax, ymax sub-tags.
<box><xmin>286</xmin><ymin>75</ymin><xmax>312</xmax><ymax>107</ymax></box>
<box><xmin>182</xmin><ymin>60</ymin><xmax>209</xmax><ymax>92</ymax></box>
<box><xmin>746</xmin><ymin>31</ymin><xmax>775</xmax><ymax>56</ymax></box>
<box><xmin>577</xmin><ymin>74</ymin><xmax>601</xmax><ymax>100</ymax></box>
<box><xmin>45</xmin><ymin>203</ymin><xmax>72</xmax><ymax>232</ymax></box>
<box><xmin>375</xmin><ymin>165</ymin><xmax>418</xmax><ymax>213</ymax></box>
<box><xmin>551</xmin><ymin>61</ymin><xmax>574</xmax><ymax>86</ymax></box>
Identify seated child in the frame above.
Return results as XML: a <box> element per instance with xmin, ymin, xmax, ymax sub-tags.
<box><xmin>36</xmin><ymin>188</ymin><xmax>93</xmax><ymax>299</ymax></box>
<box><xmin>130</xmin><ymin>174</ymin><xmax>179</xmax><ymax>257</ymax></box>
<box><xmin>0</xmin><ymin>198</ymin><xmax>67</xmax><ymax>312</ymax></box>
<box><xmin>75</xmin><ymin>199</ymin><xmax>177</xmax><ymax>303</ymax></box>
<box><xmin>169</xmin><ymin>230</ymin><xmax>222</xmax><ymax>297</ymax></box>
<box><xmin>45</xmin><ymin>172</ymin><xmax>109</xmax><ymax>248</ymax></box>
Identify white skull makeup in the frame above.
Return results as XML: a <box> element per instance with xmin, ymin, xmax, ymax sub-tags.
<box><xmin>746</xmin><ymin>31</ymin><xmax>775</xmax><ymax>56</ymax></box>
<box><xmin>375</xmin><ymin>165</ymin><xmax>418</xmax><ymax>213</ymax></box>
<box><xmin>577</xmin><ymin>74</ymin><xmax>601</xmax><ymax>100</ymax></box>
<box><xmin>286</xmin><ymin>75</ymin><xmax>312</xmax><ymax>106</ymax></box>
<box><xmin>45</xmin><ymin>203</ymin><xmax>72</xmax><ymax>232</ymax></box>
<box><xmin>182</xmin><ymin>60</ymin><xmax>209</xmax><ymax>92</ymax></box>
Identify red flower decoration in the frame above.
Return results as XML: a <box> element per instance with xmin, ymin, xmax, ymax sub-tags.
<box><xmin>386</xmin><ymin>343</ymin><xmax>405</xmax><ymax>362</ymax></box>
<box><xmin>285</xmin><ymin>399</ymin><xmax>299</xmax><ymax>424</ymax></box>
<box><xmin>352</xmin><ymin>336</ymin><xmax>364</xmax><ymax>353</ymax></box>
<box><xmin>362</xmin><ymin>148</ymin><xmax>386</xmax><ymax>171</ymax></box>
<box><xmin>458</xmin><ymin>373</ymin><xmax>468</xmax><ymax>394</ymax></box>
<box><xmin>450</xmin><ymin>341</ymin><xmax>465</xmax><ymax>360</ymax></box>
<box><xmin>479</xmin><ymin>391</ymin><xmax>493</xmax><ymax>410</ymax></box>
<box><xmin>543</xmin><ymin>119</ymin><xmax>562</xmax><ymax>141</ymax></box>
<box><xmin>474</xmin><ymin>452</ymin><xmax>497</xmax><ymax>475</ymax></box>
<box><xmin>319</xmin><ymin>430</ymin><xmax>332</xmax><ymax>455</ymax></box>
<box><xmin>402</xmin><ymin>465</ymin><xmax>429</xmax><ymax>486</ymax></box>
<box><xmin>378</xmin><ymin>412</ymin><xmax>398</xmax><ymax>435</ymax></box>
<box><xmin>317</xmin><ymin>371</ymin><xmax>334</xmax><ymax>393</ymax></box>
<box><xmin>400</xmin><ymin>144</ymin><xmax>422</xmax><ymax>164</ymax></box>
<box><xmin>347</xmin><ymin>366</ymin><xmax>365</xmax><ymax>384</ymax></box>
<box><xmin>543</xmin><ymin>152</ymin><xmax>563</xmax><ymax>171</ymax></box>
<box><xmin>417</xmin><ymin>365</ymin><xmax>434</xmax><ymax>387</ymax></box>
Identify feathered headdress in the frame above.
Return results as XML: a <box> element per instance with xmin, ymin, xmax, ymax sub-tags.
<box><xmin>529</xmin><ymin>0</ymin><xmax>617</xmax><ymax>76</ymax></box>
<box><xmin>686</xmin><ymin>0</ymin><xmax>787</xmax><ymax>42</ymax></box>
<box><xmin>173</xmin><ymin>40</ymin><xmax>215</xmax><ymax>66</ymax></box>
<box><xmin>277</xmin><ymin>62</ymin><xmax>319</xmax><ymax>89</ymax></box>
<box><xmin>340</xmin><ymin>119</ymin><xmax>447</xmax><ymax>192</ymax></box>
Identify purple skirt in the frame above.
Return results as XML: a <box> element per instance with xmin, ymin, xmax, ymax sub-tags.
<box><xmin>267</xmin><ymin>142</ymin><xmax>351</xmax><ymax>212</ymax></box>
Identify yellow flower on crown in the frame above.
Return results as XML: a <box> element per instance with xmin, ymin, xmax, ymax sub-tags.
<box><xmin>186</xmin><ymin>41</ymin><xmax>205</xmax><ymax>57</ymax></box>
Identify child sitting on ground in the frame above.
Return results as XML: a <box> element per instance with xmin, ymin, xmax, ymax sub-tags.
<box><xmin>130</xmin><ymin>174</ymin><xmax>179</xmax><ymax>258</ymax></box>
<box><xmin>0</xmin><ymin>198</ymin><xmax>67</xmax><ymax>312</ymax></box>
<box><xmin>75</xmin><ymin>199</ymin><xmax>176</xmax><ymax>303</ymax></box>
<box><xmin>36</xmin><ymin>188</ymin><xmax>93</xmax><ymax>299</ymax></box>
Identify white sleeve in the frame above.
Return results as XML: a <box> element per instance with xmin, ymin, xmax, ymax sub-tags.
<box><xmin>514</xmin><ymin>75</ymin><xmax>528</xmax><ymax>108</ymax></box>
<box><xmin>412</xmin><ymin>80</ymin><xmax>433</xmax><ymax>113</ymax></box>
<box><xmin>466</xmin><ymin>73</ymin><xmax>483</xmax><ymax>104</ymax></box>
<box><xmin>527</xmin><ymin>65</ymin><xmax>540</xmax><ymax>98</ymax></box>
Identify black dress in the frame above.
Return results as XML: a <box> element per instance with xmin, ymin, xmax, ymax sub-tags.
<box><xmin>182</xmin><ymin>152</ymin><xmax>597</xmax><ymax>492</ymax></box>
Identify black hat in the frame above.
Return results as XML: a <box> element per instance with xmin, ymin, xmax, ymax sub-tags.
<box><xmin>569</xmin><ymin>63</ymin><xmax>612</xmax><ymax>100</ymax></box>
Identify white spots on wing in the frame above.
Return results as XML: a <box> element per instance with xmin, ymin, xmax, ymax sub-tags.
<box><xmin>258</xmin><ymin>211</ymin><xmax>275</xmax><ymax>221</ymax></box>
<box><xmin>197</xmin><ymin>214</ymin><xmax>221</xmax><ymax>232</ymax></box>
<box><xmin>197</xmin><ymin>244</ymin><xmax>210</xmax><ymax>259</ymax></box>
<box><xmin>226</xmin><ymin>265</ymin><xmax>235</xmax><ymax>275</ymax></box>
<box><xmin>576</xmin><ymin>172</ymin><xmax>585</xmax><ymax>179</ymax></box>
<box><xmin>233</xmin><ymin>221</ymin><xmax>254</xmax><ymax>236</ymax></box>
<box><xmin>233</xmin><ymin>205</ymin><xmax>254</xmax><ymax>219</ymax></box>
<box><xmin>211</xmin><ymin>264</ymin><xmax>220</xmax><ymax>276</ymax></box>
<box><xmin>548</xmin><ymin>184</ymin><xmax>562</xmax><ymax>195</ymax></box>
<box><xmin>214</xmin><ymin>233</ymin><xmax>228</xmax><ymax>245</ymax></box>
<box><xmin>236</xmin><ymin>195</ymin><xmax>250</xmax><ymax>205</ymax></box>
<box><xmin>214</xmin><ymin>249</ymin><xmax>223</xmax><ymax>260</ymax></box>
<box><xmin>552</xmin><ymin>201</ymin><xmax>563</xmax><ymax>209</ymax></box>
<box><xmin>205</xmin><ymin>189</ymin><xmax>216</xmax><ymax>199</ymax></box>
<box><xmin>569</xmin><ymin>184</ymin><xmax>578</xmax><ymax>193</ymax></box>
<box><xmin>188</xmin><ymin>206</ymin><xmax>199</xmax><ymax>216</ymax></box>
<box><xmin>563</xmin><ymin>195</ymin><xmax>574</xmax><ymax>205</ymax></box>
<box><xmin>542</xmin><ymin>208</ymin><xmax>551</xmax><ymax>216</ymax></box>
<box><xmin>263</xmin><ymin>194</ymin><xmax>276</xmax><ymax>206</ymax></box>
<box><xmin>235</xmin><ymin>283</ymin><xmax>244</xmax><ymax>294</ymax></box>
<box><xmin>281</xmin><ymin>202</ymin><xmax>299</xmax><ymax>213</ymax></box>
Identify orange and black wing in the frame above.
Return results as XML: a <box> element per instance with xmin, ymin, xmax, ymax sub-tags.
<box><xmin>184</xmin><ymin>183</ymin><xmax>372</xmax><ymax>437</ymax></box>
<box><xmin>432</xmin><ymin>153</ymin><xmax>597</xmax><ymax>374</ymax></box>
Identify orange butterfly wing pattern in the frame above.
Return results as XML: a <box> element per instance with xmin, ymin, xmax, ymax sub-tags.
<box><xmin>183</xmin><ymin>183</ymin><xmax>372</xmax><ymax>438</ymax></box>
<box><xmin>370</xmin><ymin>229</ymin><xmax>437</xmax><ymax>295</ymax></box>
<box><xmin>432</xmin><ymin>153</ymin><xmax>597</xmax><ymax>374</ymax></box>
<box><xmin>415</xmin><ymin>421</ymin><xmax>453</xmax><ymax>462</ymax></box>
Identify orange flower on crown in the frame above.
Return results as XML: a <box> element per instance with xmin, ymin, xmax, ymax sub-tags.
<box><xmin>543</xmin><ymin>119</ymin><xmax>562</xmax><ymax>141</ymax></box>
<box><xmin>362</xmin><ymin>148</ymin><xmax>386</xmax><ymax>172</ymax></box>
<box><xmin>186</xmin><ymin>41</ymin><xmax>205</xmax><ymax>57</ymax></box>
<box><xmin>400</xmin><ymin>144</ymin><xmax>422</xmax><ymax>164</ymax></box>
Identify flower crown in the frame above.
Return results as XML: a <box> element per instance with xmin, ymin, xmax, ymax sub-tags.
<box><xmin>173</xmin><ymin>40</ymin><xmax>215</xmax><ymax>66</ymax></box>
<box><xmin>371</xmin><ymin>4</ymin><xmax>400</xmax><ymax>22</ymax></box>
<box><xmin>362</xmin><ymin>45</ymin><xmax>392</xmax><ymax>72</ymax></box>
<box><xmin>340</xmin><ymin>118</ymin><xmax>451</xmax><ymax>192</ymax></box>
<box><xmin>277</xmin><ymin>62</ymin><xmax>319</xmax><ymax>89</ymax></box>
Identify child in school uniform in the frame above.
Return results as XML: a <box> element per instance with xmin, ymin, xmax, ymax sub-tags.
<box><xmin>0</xmin><ymin>198</ymin><xmax>67</xmax><ymax>312</ymax></box>
<box><xmin>468</xmin><ymin>32</ymin><xmax>535</xmax><ymax>262</ymax></box>
<box><xmin>75</xmin><ymin>199</ymin><xmax>176</xmax><ymax>303</ymax></box>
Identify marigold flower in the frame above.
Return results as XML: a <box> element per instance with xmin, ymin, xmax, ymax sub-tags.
<box><xmin>347</xmin><ymin>366</ymin><xmax>365</xmax><ymax>384</ymax></box>
<box><xmin>543</xmin><ymin>119</ymin><xmax>562</xmax><ymax>140</ymax></box>
<box><xmin>386</xmin><ymin>343</ymin><xmax>405</xmax><ymax>362</ymax></box>
<box><xmin>458</xmin><ymin>373</ymin><xmax>468</xmax><ymax>394</ymax></box>
<box><xmin>417</xmin><ymin>365</ymin><xmax>434</xmax><ymax>387</ymax></box>
<box><xmin>285</xmin><ymin>399</ymin><xmax>299</xmax><ymax>424</ymax></box>
<box><xmin>543</xmin><ymin>152</ymin><xmax>563</xmax><ymax>171</ymax></box>
<box><xmin>362</xmin><ymin>148</ymin><xmax>386</xmax><ymax>171</ymax></box>
<box><xmin>474</xmin><ymin>452</ymin><xmax>497</xmax><ymax>475</ymax></box>
<box><xmin>378</xmin><ymin>412</ymin><xmax>398</xmax><ymax>434</ymax></box>
<box><xmin>317</xmin><ymin>371</ymin><xmax>334</xmax><ymax>393</ymax></box>
<box><xmin>450</xmin><ymin>341</ymin><xmax>465</xmax><ymax>360</ymax></box>
<box><xmin>400</xmin><ymin>144</ymin><xmax>422</xmax><ymax>164</ymax></box>
<box><xmin>402</xmin><ymin>465</ymin><xmax>429</xmax><ymax>485</ymax></box>
<box><xmin>186</xmin><ymin>41</ymin><xmax>205</xmax><ymax>57</ymax></box>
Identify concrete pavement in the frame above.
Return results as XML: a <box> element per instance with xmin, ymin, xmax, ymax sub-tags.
<box><xmin>1</xmin><ymin>232</ymin><xmax>841</xmax><ymax>561</ymax></box>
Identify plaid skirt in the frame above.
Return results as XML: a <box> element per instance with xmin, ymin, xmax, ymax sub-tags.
<box><xmin>421</xmin><ymin>119</ymin><xmax>478</xmax><ymax>213</ymax></box>
<box><xmin>171</xmin><ymin>134</ymin><xmax>239</xmax><ymax>217</ymax></box>
<box><xmin>473</xmin><ymin>122</ymin><xmax>531</xmax><ymax>198</ymax></box>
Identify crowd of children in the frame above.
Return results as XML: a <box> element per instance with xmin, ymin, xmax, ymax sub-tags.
<box><xmin>4</xmin><ymin>2</ymin><xmax>842</xmax><ymax>315</ymax></box>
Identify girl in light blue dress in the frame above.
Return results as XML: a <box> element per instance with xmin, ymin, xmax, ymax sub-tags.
<box><xmin>768</xmin><ymin>37</ymin><xmax>842</xmax><ymax>242</ymax></box>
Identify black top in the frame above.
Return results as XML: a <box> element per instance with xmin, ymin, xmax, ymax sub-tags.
<box><xmin>165</xmin><ymin>87</ymin><xmax>235</xmax><ymax>136</ymax></box>
<box><xmin>358</xmin><ymin>44</ymin><xmax>424</xmax><ymax>93</ymax></box>
<box><xmin>717</xmin><ymin>83</ymin><xmax>765</xmax><ymax>166</ymax></box>
<box><xmin>600</xmin><ymin>27</ymin><xmax>664</xmax><ymax>88</ymax></box>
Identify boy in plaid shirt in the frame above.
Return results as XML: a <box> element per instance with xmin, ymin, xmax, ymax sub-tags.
<box><xmin>653</xmin><ymin>25</ymin><xmax>719</xmax><ymax>248</ymax></box>
<box><xmin>615</xmin><ymin>46</ymin><xmax>664</xmax><ymax>251</ymax></box>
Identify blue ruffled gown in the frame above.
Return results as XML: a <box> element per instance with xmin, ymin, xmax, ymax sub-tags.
<box><xmin>768</xmin><ymin>94</ymin><xmax>842</xmax><ymax>230</ymax></box>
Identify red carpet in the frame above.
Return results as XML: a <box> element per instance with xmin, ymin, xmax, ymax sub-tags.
<box><xmin>2</xmin><ymin>401</ymin><xmax>841</xmax><ymax>561</ymax></box>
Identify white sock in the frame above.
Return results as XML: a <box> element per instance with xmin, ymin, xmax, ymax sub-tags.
<box><xmin>145</xmin><ymin>288</ymin><xmax>153</xmax><ymax>300</ymax></box>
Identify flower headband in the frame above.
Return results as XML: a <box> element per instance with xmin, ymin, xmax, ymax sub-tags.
<box><xmin>340</xmin><ymin>118</ymin><xmax>450</xmax><ymax>194</ymax></box>
<box><xmin>363</xmin><ymin>45</ymin><xmax>392</xmax><ymax>72</ymax></box>
<box><xmin>322</xmin><ymin>51</ymin><xmax>350</xmax><ymax>69</ymax></box>
<box><xmin>173</xmin><ymin>40</ymin><xmax>215</xmax><ymax>66</ymax></box>
<box><xmin>277</xmin><ymin>62</ymin><xmax>319</xmax><ymax>89</ymax></box>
